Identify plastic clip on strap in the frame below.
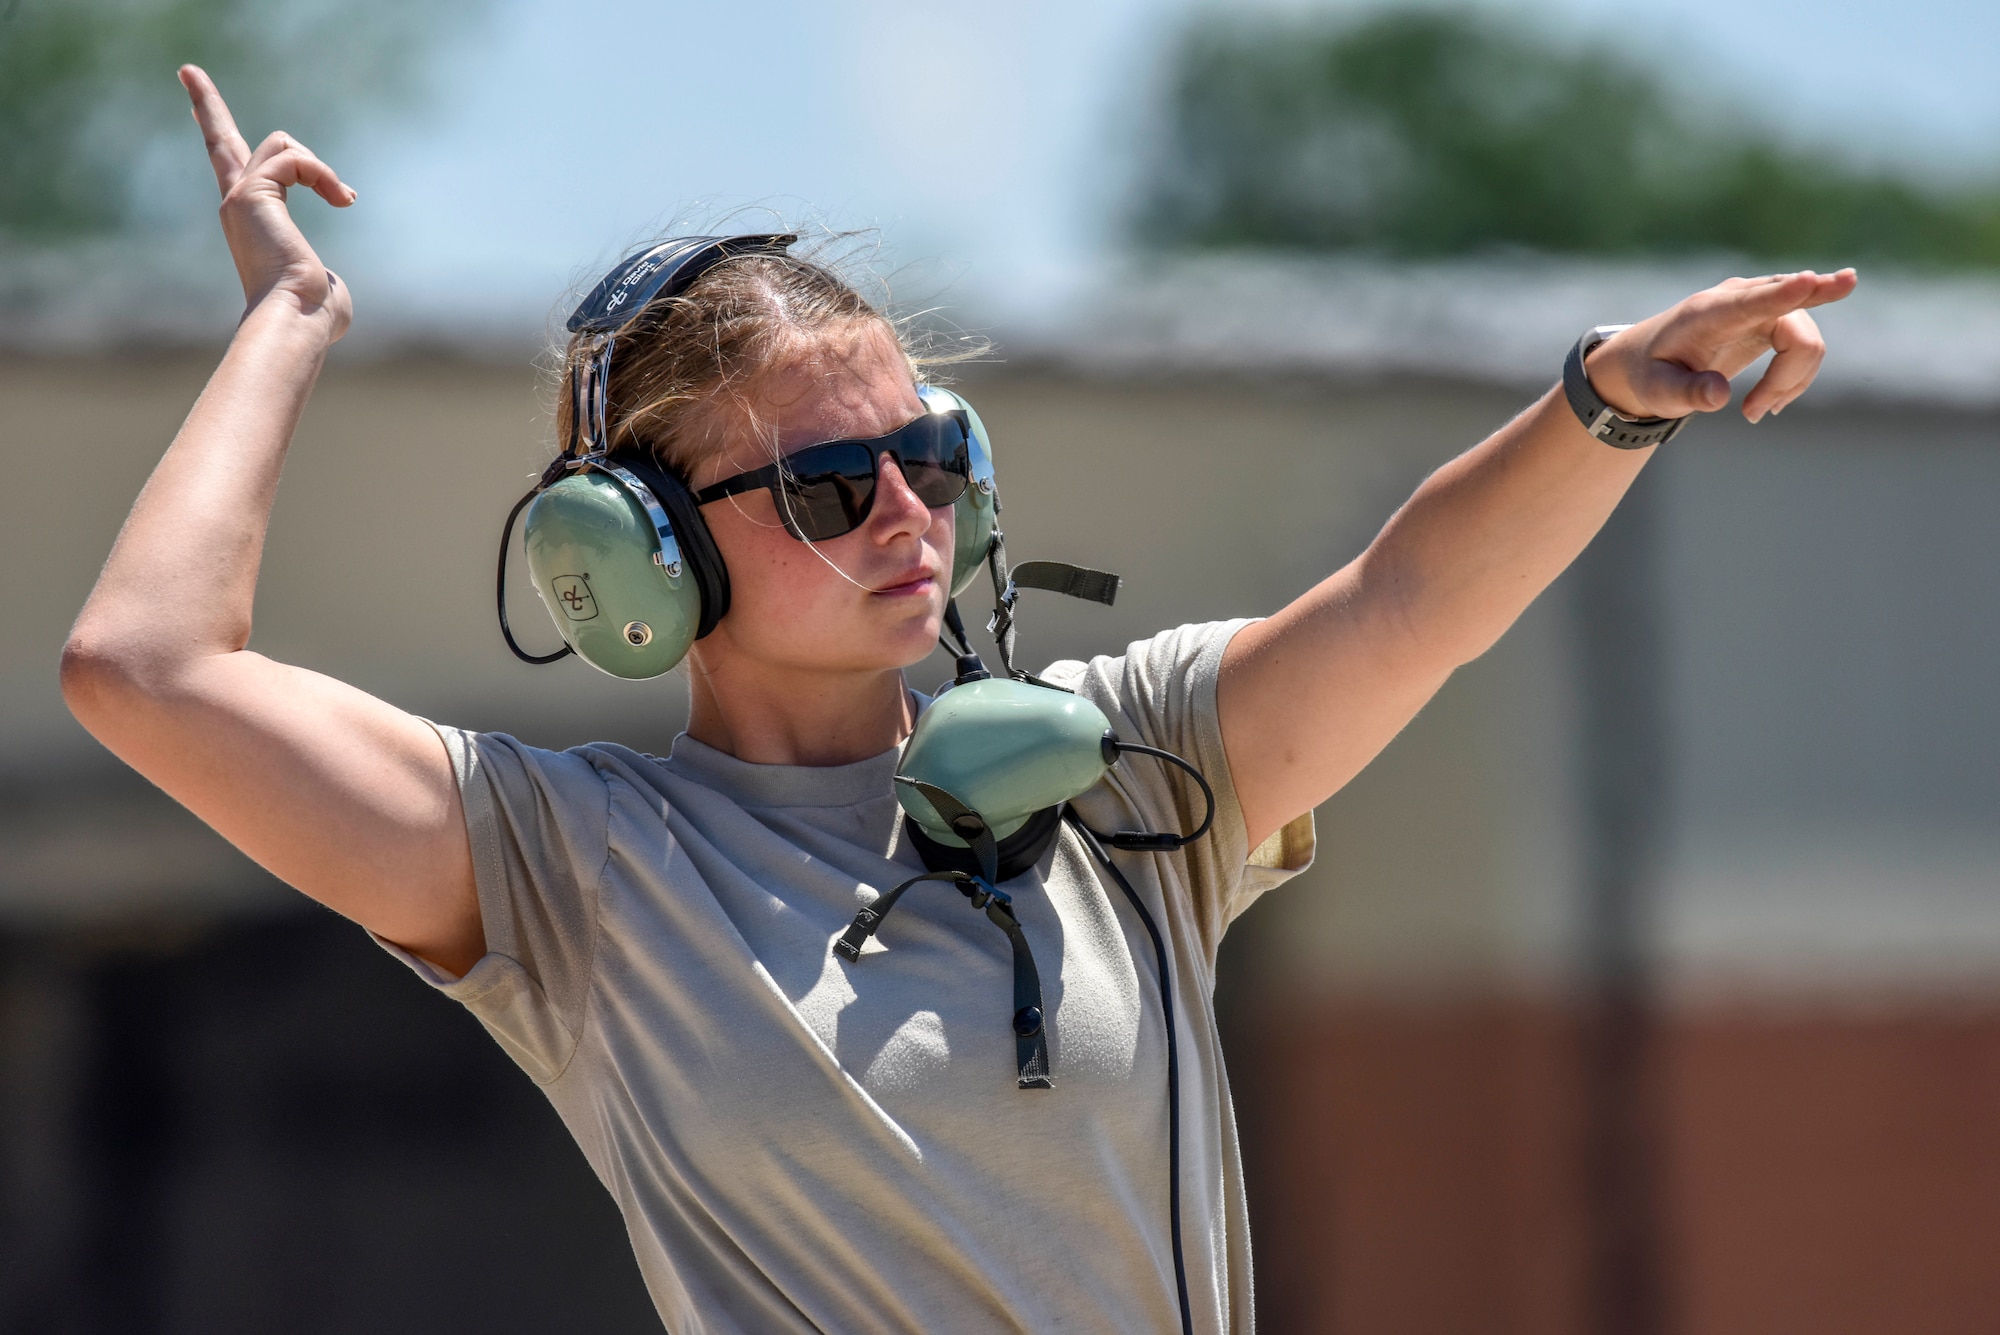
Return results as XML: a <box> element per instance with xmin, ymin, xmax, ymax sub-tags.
<box><xmin>985</xmin><ymin>528</ymin><xmax>1019</xmax><ymax>676</ymax></box>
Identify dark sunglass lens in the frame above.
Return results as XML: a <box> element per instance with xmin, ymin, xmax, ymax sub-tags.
<box><xmin>893</xmin><ymin>418</ymin><xmax>971</xmax><ymax>507</ymax></box>
<box><xmin>759</xmin><ymin>418</ymin><xmax>971</xmax><ymax>540</ymax></box>
<box><xmin>778</xmin><ymin>442</ymin><xmax>876</xmax><ymax>541</ymax></box>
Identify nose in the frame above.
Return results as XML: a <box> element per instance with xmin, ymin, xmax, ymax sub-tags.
<box><xmin>867</xmin><ymin>450</ymin><xmax>937</xmax><ymax>541</ymax></box>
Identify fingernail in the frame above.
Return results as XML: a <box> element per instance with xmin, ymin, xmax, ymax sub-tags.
<box><xmin>1772</xmin><ymin>403</ymin><xmax>1784</xmax><ymax>416</ymax></box>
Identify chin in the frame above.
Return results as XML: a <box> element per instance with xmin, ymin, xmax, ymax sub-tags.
<box><xmin>877</xmin><ymin>605</ymin><xmax>947</xmax><ymax>671</ymax></box>
<box><xmin>886</xmin><ymin>616</ymin><xmax>946</xmax><ymax>669</ymax></box>
<box><xmin>780</xmin><ymin>606</ymin><xmax>941</xmax><ymax>676</ymax></box>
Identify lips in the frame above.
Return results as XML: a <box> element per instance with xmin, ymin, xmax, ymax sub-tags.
<box><xmin>871</xmin><ymin>562</ymin><xmax>940</xmax><ymax>596</ymax></box>
<box><xmin>873</xmin><ymin>573</ymin><xmax>937</xmax><ymax>597</ymax></box>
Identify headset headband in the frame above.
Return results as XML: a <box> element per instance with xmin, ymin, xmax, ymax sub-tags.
<box><xmin>565</xmin><ymin>233</ymin><xmax>799</xmax><ymax>463</ymax></box>
<box><xmin>566</xmin><ymin>233</ymin><xmax>798</xmax><ymax>333</ymax></box>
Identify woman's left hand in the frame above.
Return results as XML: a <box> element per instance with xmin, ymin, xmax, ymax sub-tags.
<box><xmin>1582</xmin><ymin>269</ymin><xmax>1858</xmax><ymax>425</ymax></box>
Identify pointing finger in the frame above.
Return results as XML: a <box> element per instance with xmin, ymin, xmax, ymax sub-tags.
<box><xmin>1673</xmin><ymin>269</ymin><xmax>1857</xmax><ymax>365</ymax></box>
<box><xmin>1727</xmin><ymin>270</ymin><xmax>1827</xmax><ymax>323</ymax></box>
<box><xmin>1794</xmin><ymin>267</ymin><xmax>1860</xmax><ymax>311</ymax></box>
<box><xmin>1719</xmin><ymin>269</ymin><xmax>1857</xmax><ymax>322</ymax></box>
<box><xmin>179</xmin><ymin>65</ymin><xmax>252</xmax><ymax>196</ymax></box>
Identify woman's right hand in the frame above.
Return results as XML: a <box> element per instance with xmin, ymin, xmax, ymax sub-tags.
<box><xmin>180</xmin><ymin>64</ymin><xmax>356</xmax><ymax>338</ymax></box>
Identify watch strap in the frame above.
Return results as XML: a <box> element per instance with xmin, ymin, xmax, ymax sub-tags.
<box><xmin>1563</xmin><ymin>325</ymin><xmax>1689</xmax><ymax>450</ymax></box>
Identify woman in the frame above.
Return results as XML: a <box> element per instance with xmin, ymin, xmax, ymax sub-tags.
<box><xmin>62</xmin><ymin>68</ymin><xmax>1854</xmax><ymax>1333</ymax></box>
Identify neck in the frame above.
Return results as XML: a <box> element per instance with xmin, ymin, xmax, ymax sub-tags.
<box><xmin>685</xmin><ymin>658</ymin><xmax>916</xmax><ymax>767</ymax></box>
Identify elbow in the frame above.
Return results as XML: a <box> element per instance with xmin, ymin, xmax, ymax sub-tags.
<box><xmin>62</xmin><ymin>622</ymin><xmax>237</xmax><ymax>734</ymax></box>
<box><xmin>60</xmin><ymin>630</ymin><xmax>130</xmax><ymax>728</ymax></box>
<box><xmin>59</xmin><ymin>625</ymin><xmax>172</xmax><ymax>733</ymax></box>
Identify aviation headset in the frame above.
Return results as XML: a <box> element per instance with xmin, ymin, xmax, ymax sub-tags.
<box><xmin>496</xmin><ymin>235</ymin><xmax>1212</xmax><ymax>1334</ymax></box>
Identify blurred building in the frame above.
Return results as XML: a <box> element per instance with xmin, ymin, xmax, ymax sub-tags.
<box><xmin>3</xmin><ymin>260</ymin><xmax>1998</xmax><ymax>1333</ymax></box>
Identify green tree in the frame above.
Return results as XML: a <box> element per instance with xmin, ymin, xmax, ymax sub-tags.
<box><xmin>1137</xmin><ymin>9</ymin><xmax>2000</xmax><ymax>267</ymax></box>
<box><xmin>0</xmin><ymin>0</ymin><xmax>483</xmax><ymax>242</ymax></box>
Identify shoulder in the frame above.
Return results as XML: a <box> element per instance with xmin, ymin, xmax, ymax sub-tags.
<box><xmin>428</xmin><ymin>724</ymin><xmax>678</xmax><ymax>839</ymax></box>
<box><xmin>1039</xmin><ymin>618</ymin><xmax>1258</xmax><ymax>715</ymax></box>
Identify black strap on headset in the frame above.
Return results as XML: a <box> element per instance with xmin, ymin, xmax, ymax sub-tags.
<box><xmin>834</xmin><ymin>865</ymin><xmax>1053</xmax><ymax>1091</ymax></box>
<box><xmin>984</xmin><ymin>528</ymin><xmax>1019</xmax><ymax>675</ymax></box>
<box><xmin>1010</xmin><ymin>560</ymin><xmax>1123</xmax><ymax>607</ymax></box>
<box><xmin>848</xmin><ymin>779</ymin><xmax>1053</xmax><ymax>1088</ymax></box>
<box><xmin>896</xmin><ymin>778</ymin><xmax>1000</xmax><ymax>883</ymax></box>
<box><xmin>902</xmin><ymin>803</ymin><xmax>1064</xmax><ymax>884</ymax></box>
<box><xmin>982</xmin><ymin>529</ymin><xmax>1124</xmax><ymax>682</ymax></box>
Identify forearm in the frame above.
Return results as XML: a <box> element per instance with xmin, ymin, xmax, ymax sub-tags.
<box><xmin>1360</xmin><ymin>385</ymin><xmax>1651</xmax><ymax>668</ymax></box>
<box><xmin>66</xmin><ymin>296</ymin><xmax>335</xmax><ymax>689</ymax></box>
<box><xmin>1222</xmin><ymin>270</ymin><xmax>1852</xmax><ymax>847</ymax></box>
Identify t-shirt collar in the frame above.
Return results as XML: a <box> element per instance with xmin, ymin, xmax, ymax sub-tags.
<box><xmin>658</xmin><ymin>689</ymin><xmax>933</xmax><ymax>810</ymax></box>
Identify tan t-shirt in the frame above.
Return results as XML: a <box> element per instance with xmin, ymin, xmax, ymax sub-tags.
<box><xmin>381</xmin><ymin>619</ymin><xmax>1314</xmax><ymax>1333</ymax></box>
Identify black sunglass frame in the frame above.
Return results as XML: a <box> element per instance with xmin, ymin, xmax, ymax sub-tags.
<box><xmin>691</xmin><ymin>411</ymin><xmax>973</xmax><ymax>542</ymax></box>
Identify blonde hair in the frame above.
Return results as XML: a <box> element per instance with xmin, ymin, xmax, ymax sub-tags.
<box><xmin>554</xmin><ymin>242</ymin><xmax>978</xmax><ymax>477</ymax></box>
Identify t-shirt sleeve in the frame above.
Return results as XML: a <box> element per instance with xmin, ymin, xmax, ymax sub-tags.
<box><xmin>371</xmin><ymin>723</ymin><xmax>610</xmax><ymax>1085</ymax></box>
<box><xmin>1044</xmin><ymin>619</ymin><xmax>1316</xmax><ymax>964</ymax></box>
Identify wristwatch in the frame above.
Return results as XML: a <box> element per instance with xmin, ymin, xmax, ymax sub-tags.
<box><xmin>1562</xmin><ymin>325</ymin><xmax>1689</xmax><ymax>449</ymax></box>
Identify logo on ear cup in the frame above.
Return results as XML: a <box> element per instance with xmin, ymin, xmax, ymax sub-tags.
<box><xmin>551</xmin><ymin>575</ymin><xmax>599</xmax><ymax>621</ymax></box>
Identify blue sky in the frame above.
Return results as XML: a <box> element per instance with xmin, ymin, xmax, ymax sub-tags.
<box><xmin>306</xmin><ymin>0</ymin><xmax>2000</xmax><ymax>335</ymax></box>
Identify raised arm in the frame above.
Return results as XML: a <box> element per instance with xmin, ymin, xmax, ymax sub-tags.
<box><xmin>61</xmin><ymin>67</ymin><xmax>482</xmax><ymax>973</ymax></box>
<box><xmin>1219</xmin><ymin>269</ymin><xmax>1858</xmax><ymax>849</ymax></box>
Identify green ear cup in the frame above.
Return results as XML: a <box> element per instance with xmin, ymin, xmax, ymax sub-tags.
<box><xmin>523</xmin><ymin>473</ymin><xmax>701</xmax><ymax>680</ymax></box>
<box><xmin>916</xmin><ymin>385</ymin><xmax>998</xmax><ymax>597</ymax></box>
<box><xmin>952</xmin><ymin>480</ymin><xmax>997</xmax><ymax>598</ymax></box>
<box><xmin>896</xmin><ymin>678</ymin><xmax>1113</xmax><ymax>844</ymax></box>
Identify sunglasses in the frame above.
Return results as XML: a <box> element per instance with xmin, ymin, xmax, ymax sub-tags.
<box><xmin>692</xmin><ymin>411</ymin><xmax>972</xmax><ymax>543</ymax></box>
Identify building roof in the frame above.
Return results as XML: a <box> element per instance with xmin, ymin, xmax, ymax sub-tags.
<box><xmin>1033</xmin><ymin>254</ymin><xmax>2000</xmax><ymax>407</ymax></box>
<box><xmin>11</xmin><ymin>244</ymin><xmax>2000</xmax><ymax>407</ymax></box>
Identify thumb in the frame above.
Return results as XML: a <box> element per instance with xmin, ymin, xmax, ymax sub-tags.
<box><xmin>1637</xmin><ymin>360</ymin><xmax>1730</xmax><ymax>417</ymax></box>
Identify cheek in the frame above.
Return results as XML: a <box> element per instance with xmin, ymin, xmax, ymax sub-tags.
<box><xmin>704</xmin><ymin>505</ymin><xmax>858</xmax><ymax>638</ymax></box>
<box><xmin>717</xmin><ymin>519</ymin><xmax>835</xmax><ymax>612</ymax></box>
